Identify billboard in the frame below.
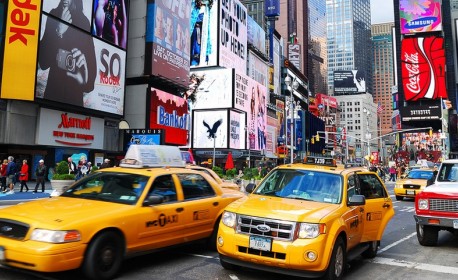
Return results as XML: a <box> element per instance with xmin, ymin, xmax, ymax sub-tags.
<box><xmin>333</xmin><ymin>70</ymin><xmax>366</xmax><ymax>94</ymax></box>
<box><xmin>247</xmin><ymin>16</ymin><xmax>266</xmax><ymax>55</ymax></box>
<box><xmin>192</xmin><ymin>110</ymin><xmax>228</xmax><ymax>149</ymax></box>
<box><xmin>288</xmin><ymin>44</ymin><xmax>301</xmax><ymax>70</ymax></box>
<box><xmin>1</xmin><ymin>0</ymin><xmax>41</xmax><ymax>101</ymax></box>
<box><xmin>145</xmin><ymin>0</ymin><xmax>190</xmax><ymax>87</ymax></box>
<box><xmin>192</xmin><ymin>68</ymin><xmax>234</xmax><ymax>109</ymax></box>
<box><xmin>400</xmin><ymin>0</ymin><xmax>442</xmax><ymax>34</ymax></box>
<box><xmin>229</xmin><ymin>110</ymin><xmax>246</xmax><ymax>149</ymax></box>
<box><xmin>190</xmin><ymin>0</ymin><xmax>247</xmax><ymax>73</ymax></box>
<box><xmin>123</xmin><ymin>129</ymin><xmax>163</xmax><ymax>150</ymax></box>
<box><xmin>248</xmin><ymin>51</ymin><xmax>269</xmax><ymax>89</ymax></box>
<box><xmin>92</xmin><ymin>0</ymin><xmax>129</xmax><ymax>49</ymax></box>
<box><xmin>265</xmin><ymin>0</ymin><xmax>280</xmax><ymax>17</ymax></box>
<box><xmin>148</xmin><ymin>88</ymin><xmax>189</xmax><ymax>146</ymax></box>
<box><xmin>400</xmin><ymin>101</ymin><xmax>442</xmax><ymax>121</ymax></box>
<box><xmin>401</xmin><ymin>37</ymin><xmax>447</xmax><ymax>101</ymax></box>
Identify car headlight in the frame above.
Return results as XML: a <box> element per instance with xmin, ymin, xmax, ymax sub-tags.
<box><xmin>298</xmin><ymin>223</ymin><xmax>326</xmax><ymax>239</ymax></box>
<box><xmin>221</xmin><ymin>211</ymin><xmax>237</xmax><ymax>228</ymax></box>
<box><xmin>31</xmin><ymin>229</ymin><xmax>81</xmax><ymax>243</ymax></box>
<box><xmin>418</xmin><ymin>199</ymin><xmax>429</xmax><ymax>210</ymax></box>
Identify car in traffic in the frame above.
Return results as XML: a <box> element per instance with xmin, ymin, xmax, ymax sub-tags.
<box><xmin>186</xmin><ymin>164</ymin><xmax>240</xmax><ymax>190</ymax></box>
<box><xmin>217</xmin><ymin>157</ymin><xmax>394</xmax><ymax>280</ymax></box>
<box><xmin>394</xmin><ymin>168</ymin><xmax>435</xmax><ymax>200</ymax></box>
<box><xmin>414</xmin><ymin>159</ymin><xmax>458</xmax><ymax>246</ymax></box>
<box><xmin>0</xmin><ymin>145</ymin><xmax>245</xmax><ymax>280</ymax></box>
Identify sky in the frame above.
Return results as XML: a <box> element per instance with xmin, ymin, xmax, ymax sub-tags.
<box><xmin>371</xmin><ymin>0</ymin><xmax>395</xmax><ymax>24</ymax></box>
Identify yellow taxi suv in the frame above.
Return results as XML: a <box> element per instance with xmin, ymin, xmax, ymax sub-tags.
<box><xmin>394</xmin><ymin>168</ymin><xmax>435</xmax><ymax>201</ymax></box>
<box><xmin>217</xmin><ymin>157</ymin><xmax>394</xmax><ymax>280</ymax></box>
<box><xmin>0</xmin><ymin>145</ymin><xmax>244</xmax><ymax>280</ymax></box>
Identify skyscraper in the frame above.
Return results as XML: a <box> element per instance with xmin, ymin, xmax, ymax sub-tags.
<box><xmin>326</xmin><ymin>0</ymin><xmax>373</xmax><ymax>95</ymax></box>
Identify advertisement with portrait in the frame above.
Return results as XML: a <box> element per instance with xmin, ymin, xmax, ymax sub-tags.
<box><xmin>400</xmin><ymin>101</ymin><xmax>442</xmax><ymax>121</ymax></box>
<box><xmin>401</xmin><ymin>37</ymin><xmax>447</xmax><ymax>101</ymax></box>
<box><xmin>148</xmin><ymin>88</ymin><xmax>189</xmax><ymax>146</ymax></box>
<box><xmin>92</xmin><ymin>0</ymin><xmax>129</xmax><ymax>49</ymax></box>
<box><xmin>247</xmin><ymin>16</ymin><xmax>266</xmax><ymax>55</ymax></box>
<box><xmin>248</xmin><ymin>51</ymin><xmax>269</xmax><ymax>90</ymax></box>
<box><xmin>190</xmin><ymin>0</ymin><xmax>218</xmax><ymax>68</ymax></box>
<box><xmin>192</xmin><ymin>110</ymin><xmax>228</xmax><ymax>149</ymax></box>
<box><xmin>191</xmin><ymin>68</ymin><xmax>234</xmax><ymax>110</ymax></box>
<box><xmin>145</xmin><ymin>0</ymin><xmax>190</xmax><ymax>88</ymax></box>
<box><xmin>400</xmin><ymin>0</ymin><xmax>442</xmax><ymax>35</ymax></box>
<box><xmin>333</xmin><ymin>70</ymin><xmax>366</xmax><ymax>95</ymax></box>
<box><xmin>229</xmin><ymin>110</ymin><xmax>246</xmax><ymax>150</ymax></box>
<box><xmin>401</xmin><ymin>132</ymin><xmax>442</xmax><ymax>159</ymax></box>
<box><xmin>123</xmin><ymin>129</ymin><xmax>163</xmax><ymax>150</ymax></box>
<box><xmin>42</xmin><ymin>0</ymin><xmax>93</xmax><ymax>32</ymax></box>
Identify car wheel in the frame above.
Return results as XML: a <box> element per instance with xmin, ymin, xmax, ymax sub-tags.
<box><xmin>395</xmin><ymin>195</ymin><xmax>403</xmax><ymax>201</ymax></box>
<box><xmin>324</xmin><ymin>237</ymin><xmax>346</xmax><ymax>280</ymax></box>
<box><xmin>416</xmin><ymin>224</ymin><xmax>438</xmax><ymax>246</ymax></box>
<box><xmin>219</xmin><ymin>256</ymin><xmax>239</xmax><ymax>271</ymax></box>
<box><xmin>207</xmin><ymin>217</ymin><xmax>221</xmax><ymax>251</ymax></box>
<box><xmin>361</xmin><ymin>240</ymin><xmax>378</xmax><ymax>258</ymax></box>
<box><xmin>82</xmin><ymin>231</ymin><xmax>124</xmax><ymax>280</ymax></box>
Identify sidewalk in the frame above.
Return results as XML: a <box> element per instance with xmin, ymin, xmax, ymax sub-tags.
<box><xmin>0</xmin><ymin>181</ymin><xmax>53</xmax><ymax>206</ymax></box>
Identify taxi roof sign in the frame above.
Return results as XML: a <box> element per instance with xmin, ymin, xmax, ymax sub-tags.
<box><xmin>303</xmin><ymin>156</ymin><xmax>336</xmax><ymax>167</ymax></box>
<box><xmin>120</xmin><ymin>145</ymin><xmax>185</xmax><ymax>168</ymax></box>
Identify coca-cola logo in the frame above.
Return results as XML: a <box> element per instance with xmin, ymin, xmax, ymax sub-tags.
<box><xmin>404</xmin><ymin>53</ymin><xmax>420</xmax><ymax>94</ymax></box>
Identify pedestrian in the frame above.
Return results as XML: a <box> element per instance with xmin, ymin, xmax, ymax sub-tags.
<box><xmin>0</xmin><ymin>159</ymin><xmax>7</xmax><ymax>192</ymax></box>
<box><xmin>4</xmin><ymin>156</ymin><xmax>17</xmax><ymax>194</ymax></box>
<box><xmin>76</xmin><ymin>157</ymin><xmax>88</xmax><ymax>180</ymax></box>
<box><xmin>34</xmin><ymin>159</ymin><xmax>47</xmax><ymax>193</ymax></box>
<box><xmin>389</xmin><ymin>165</ymin><xmax>396</xmax><ymax>182</ymax></box>
<box><xmin>100</xmin><ymin>159</ymin><xmax>111</xmax><ymax>169</ymax></box>
<box><xmin>68</xmin><ymin>157</ymin><xmax>77</xmax><ymax>175</ymax></box>
<box><xmin>19</xmin><ymin>159</ymin><xmax>29</xmax><ymax>192</ymax></box>
<box><xmin>87</xmin><ymin>162</ymin><xmax>92</xmax><ymax>174</ymax></box>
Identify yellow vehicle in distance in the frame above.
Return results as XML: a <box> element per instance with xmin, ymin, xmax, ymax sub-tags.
<box><xmin>217</xmin><ymin>157</ymin><xmax>394</xmax><ymax>280</ymax></box>
<box><xmin>186</xmin><ymin>164</ymin><xmax>240</xmax><ymax>191</ymax></box>
<box><xmin>0</xmin><ymin>145</ymin><xmax>245</xmax><ymax>280</ymax></box>
<box><xmin>394</xmin><ymin>168</ymin><xmax>435</xmax><ymax>200</ymax></box>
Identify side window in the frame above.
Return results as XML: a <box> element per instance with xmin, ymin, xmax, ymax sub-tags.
<box><xmin>178</xmin><ymin>173</ymin><xmax>216</xmax><ymax>200</ymax></box>
<box><xmin>148</xmin><ymin>175</ymin><xmax>177</xmax><ymax>203</ymax></box>
<box><xmin>358</xmin><ymin>174</ymin><xmax>387</xmax><ymax>199</ymax></box>
<box><xmin>347</xmin><ymin>174</ymin><xmax>358</xmax><ymax>201</ymax></box>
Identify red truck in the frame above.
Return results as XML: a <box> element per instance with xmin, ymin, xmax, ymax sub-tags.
<box><xmin>414</xmin><ymin>159</ymin><xmax>458</xmax><ymax>246</ymax></box>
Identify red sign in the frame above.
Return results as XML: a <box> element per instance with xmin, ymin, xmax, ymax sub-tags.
<box><xmin>401</xmin><ymin>37</ymin><xmax>447</xmax><ymax>101</ymax></box>
<box><xmin>149</xmin><ymin>88</ymin><xmax>189</xmax><ymax>145</ymax></box>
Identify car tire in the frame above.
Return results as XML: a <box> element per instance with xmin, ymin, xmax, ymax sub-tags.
<box><xmin>82</xmin><ymin>231</ymin><xmax>124</xmax><ymax>280</ymax></box>
<box><xmin>207</xmin><ymin>217</ymin><xmax>221</xmax><ymax>251</ymax></box>
<box><xmin>416</xmin><ymin>224</ymin><xmax>438</xmax><ymax>246</ymax></box>
<box><xmin>219</xmin><ymin>256</ymin><xmax>239</xmax><ymax>271</ymax></box>
<box><xmin>324</xmin><ymin>237</ymin><xmax>346</xmax><ymax>280</ymax></box>
<box><xmin>395</xmin><ymin>195</ymin><xmax>403</xmax><ymax>201</ymax></box>
<box><xmin>361</xmin><ymin>240</ymin><xmax>378</xmax><ymax>258</ymax></box>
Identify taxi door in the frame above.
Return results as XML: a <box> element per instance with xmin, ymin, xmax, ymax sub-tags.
<box><xmin>343</xmin><ymin>174</ymin><xmax>365</xmax><ymax>249</ymax></box>
<box><xmin>136</xmin><ymin>174</ymin><xmax>187</xmax><ymax>250</ymax></box>
<box><xmin>175</xmin><ymin>173</ymin><xmax>222</xmax><ymax>240</ymax></box>
<box><xmin>358</xmin><ymin>173</ymin><xmax>394</xmax><ymax>242</ymax></box>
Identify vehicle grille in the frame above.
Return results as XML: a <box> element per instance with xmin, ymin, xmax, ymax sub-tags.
<box><xmin>238</xmin><ymin>246</ymin><xmax>286</xmax><ymax>260</ymax></box>
<box><xmin>403</xmin><ymin>184</ymin><xmax>421</xmax><ymax>190</ymax></box>
<box><xmin>236</xmin><ymin>215</ymin><xmax>296</xmax><ymax>241</ymax></box>
<box><xmin>0</xmin><ymin>219</ymin><xmax>29</xmax><ymax>240</ymax></box>
<box><xmin>429</xmin><ymin>199</ymin><xmax>458</xmax><ymax>213</ymax></box>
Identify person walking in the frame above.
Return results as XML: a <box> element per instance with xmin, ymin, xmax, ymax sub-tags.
<box><xmin>389</xmin><ymin>165</ymin><xmax>397</xmax><ymax>182</ymax></box>
<box><xmin>34</xmin><ymin>160</ymin><xmax>47</xmax><ymax>193</ymax></box>
<box><xmin>100</xmin><ymin>158</ymin><xmax>111</xmax><ymax>169</ymax></box>
<box><xmin>5</xmin><ymin>156</ymin><xmax>17</xmax><ymax>194</ymax></box>
<box><xmin>68</xmin><ymin>157</ymin><xmax>77</xmax><ymax>175</ymax></box>
<box><xmin>0</xmin><ymin>159</ymin><xmax>7</xmax><ymax>192</ymax></box>
<box><xmin>19</xmin><ymin>159</ymin><xmax>29</xmax><ymax>192</ymax></box>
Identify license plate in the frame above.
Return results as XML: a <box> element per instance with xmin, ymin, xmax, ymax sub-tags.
<box><xmin>406</xmin><ymin>190</ymin><xmax>415</xmax><ymax>195</ymax></box>
<box><xmin>249</xmin><ymin>236</ymin><xmax>272</xmax><ymax>251</ymax></box>
<box><xmin>453</xmin><ymin>220</ymin><xmax>458</xmax><ymax>229</ymax></box>
<box><xmin>0</xmin><ymin>246</ymin><xmax>4</xmax><ymax>261</ymax></box>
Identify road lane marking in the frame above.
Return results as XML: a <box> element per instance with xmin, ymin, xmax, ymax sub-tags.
<box><xmin>379</xmin><ymin>232</ymin><xmax>416</xmax><ymax>253</ymax></box>
<box><xmin>369</xmin><ymin>257</ymin><xmax>458</xmax><ymax>275</ymax></box>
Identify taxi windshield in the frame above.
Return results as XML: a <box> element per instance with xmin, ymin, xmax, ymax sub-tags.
<box><xmin>254</xmin><ymin>169</ymin><xmax>343</xmax><ymax>204</ymax></box>
<box><xmin>60</xmin><ymin>172</ymin><xmax>150</xmax><ymax>205</ymax></box>
<box><xmin>406</xmin><ymin>169</ymin><xmax>433</xmax><ymax>180</ymax></box>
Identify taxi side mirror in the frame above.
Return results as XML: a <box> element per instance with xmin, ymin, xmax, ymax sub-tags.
<box><xmin>143</xmin><ymin>194</ymin><xmax>164</xmax><ymax>206</ymax></box>
<box><xmin>348</xmin><ymin>194</ymin><xmax>365</xmax><ymax>206</ymax></box>
<box><xmin>245</xmin><ymin>183</ymin><xmax>256</xmax><ymax>193</ymax></box>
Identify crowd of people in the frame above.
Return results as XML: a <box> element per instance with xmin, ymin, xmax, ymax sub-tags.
<box><xmin>0</xmin><ymin>155</ymin><xmax>112</xmax><ymax>195</ymax></box>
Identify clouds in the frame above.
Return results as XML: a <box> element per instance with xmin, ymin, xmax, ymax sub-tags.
<box><xmin>371</xmin><ymin>0</ymin><xmax>395</xmax><ymax>24</ymax></box>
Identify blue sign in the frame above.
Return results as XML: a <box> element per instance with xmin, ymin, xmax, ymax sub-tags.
<box><xmin>265</xmin><ymin>0</ymin><xmax>280</xmax><ymax>17</ymax></box>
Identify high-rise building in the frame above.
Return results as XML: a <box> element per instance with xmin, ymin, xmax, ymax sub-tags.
<box><xmin>326</xmin><ymin>0</ymin><xmax>373</xmax><ymax>95</ymax></box>
<box><xmin>371</xmin><ymin>22</ymin><xmax>395</xmax><ymax>136</ymax></box>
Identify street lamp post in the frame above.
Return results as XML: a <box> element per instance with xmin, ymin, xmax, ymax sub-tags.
<box><xmin>245</xmin><ymin>126</ymin><xmax>250</xmax><ymax>168</ymax></box>
<box><xmin>284</xmin><ymin>76</ymin><xmax>299</xmax><ymax>164</ymax></box>
<box><xmin>212</xmin><ymin>135</ymin><xmax>216</xmax><ymax>168</ymax></box>
<box><xmin>363</xmin><ymin>108</ymin><xmax>371</xmax><ymax>167</ymax></box>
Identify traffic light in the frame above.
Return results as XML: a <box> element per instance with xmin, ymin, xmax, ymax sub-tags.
<box><xmin>316</xmin><ymin>133</ymin><xmax>320</xmax><ymax>142</ymax></box>
<box><xmin>429</xmin><ymin>129</ymin><xmax>432</xmax><ymax>137</ymax></box>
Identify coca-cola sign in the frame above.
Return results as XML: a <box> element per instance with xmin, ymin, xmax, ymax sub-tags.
<box><xmin>401</xmin><ymin>37</ymin><xmax>447</xmax><ymax>101</ymax></box>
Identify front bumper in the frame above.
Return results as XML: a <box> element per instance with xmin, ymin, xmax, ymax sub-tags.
<box><xmin>0</xmin><ymin>237</ymin><xmax>87</xmax><ymax>272</ymax></box>
<box><xmin>414</xmin><ymin>214</ymin><xmax>458</xmax><ymax>229</ymax></box>
<box><xmin>394</xmin><ymin>188</ymin><xmax>421</xmax><ymax>197</ymax></box>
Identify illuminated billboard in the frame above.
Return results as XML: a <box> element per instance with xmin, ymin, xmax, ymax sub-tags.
<box><xmin>229</xmin><ymin>110</ymin><xmax>246</xmax><ymax>150</ymax></box>
<box><xmin>333</xmin><ymin>70</ymin><xmax>366</xmax><ymax>94</ymax></box>
<box><xmin>401</xmin><ymin>37</ymin><xmax>447</xmax><ymax>101</ymax></box>
<box><xmin>400</xmin><ymin>0</ymin><xmax>442</xmax><ymax>34</ymax></box>
<box><xmin>92</xmin><ymin>0</ymin><xmax>129</xmax><ymax>49</ymax></box>
<box><xmin>192</xmin><ymin>110</ymin><xmax>228</xmax><ymax>149</ymax></box>
<box><xmin>247</xmin><ymin>16</ymin><xmax>266</xmax><ymax>55</ymax></box>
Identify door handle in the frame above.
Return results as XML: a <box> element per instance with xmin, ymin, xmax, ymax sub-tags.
<box><xmin>382</xmin><ymin>203</ymin><xmax>391</xmax><ymax>208</ymax></box>
<box><xmin>176</xmin><ymin>207</ymin><xmax>184</xmax><ymax>212</ymax></box>
<box><xmin>359</xmin><ymin>207</ymin><xmax>364</xmax><ymax>213</ymax></box>
<box><xmin>213</xmin><ymin>201</ymin><xmax>219</xmax><ymax>206</ymax></box>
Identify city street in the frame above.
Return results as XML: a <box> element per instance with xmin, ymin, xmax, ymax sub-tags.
<box><xmin>1</xmin><ymin>182</ymin><xmax>457</xmax><ymax>280</ymax></box>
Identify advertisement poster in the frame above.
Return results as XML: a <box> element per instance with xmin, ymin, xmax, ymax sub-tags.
<box><xmin>192</xmin><ymin>110</ymin><xmax>228</xmax><ymax>149</ymax></box>
<box><xmin>333</xmin><ymin>70</ymin><xmax>366</xmax><ymax>94</ymax></box>
<box><xmin>192</xmin><ymin>68</ymin><xmax>234</xmax><ymax>109</ymax></box>
<box><xmin>400</xmin><ymin>0</ymin><xmax>442</xmax><ymax>34</ymax></box>
<box><xmin>247</xmin><ymin>16</ymin><xmax>266</xmax><ymax>55</ymax></box>
<box><xmin>190</xmin><ymin>0</ymin><xmax>218</xmax><ymax>68</ymax></box>
<box><xmin>92</xmin><ymin>0</ymin><xmax>129</xmax><ymax>49</ymax></box>
<box><xmin>229</xmin><ymin>110</ymin><xmax>246</xmax><ymax>149</ymax></box>
<box><xmin>401</xmin><ymin>37</ymin><xmax>447</xmax><ymax>101</ymax></box>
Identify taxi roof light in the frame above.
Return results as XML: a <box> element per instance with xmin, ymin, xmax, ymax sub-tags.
<box><xmin>120</xmin><ymin>145</ymin><xmax>185</xmax><ymax>168</ymax></box>
<box><xmin>303</xmin><ymin>156</ymin><xmax>337</xmax><ymax>167</ymax></box>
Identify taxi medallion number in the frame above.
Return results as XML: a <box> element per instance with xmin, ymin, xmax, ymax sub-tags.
<box><xmin>453</xmin><ymin>220</ymin><xmax>458</xmax><ymax>229</ymax></box>
<box><xmin>249</xmin><ymin>236</ymin><xmax>272</xmax><ymax>251</ymax></box>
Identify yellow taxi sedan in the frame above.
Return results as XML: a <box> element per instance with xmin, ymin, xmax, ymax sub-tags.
<box><xmin>394</xmin><ymin>168</ymin><xmax>435</xmax><ymax>200</ymax></box>
<box><xmin>186</xmin><ymin>164</ymin><xmax>240</xmax><ymax>190</ymax></box>
<box><xmin>0</xmin><ymin>145</ymin><xmax>244</xmax><ymax>280</ymax></box>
